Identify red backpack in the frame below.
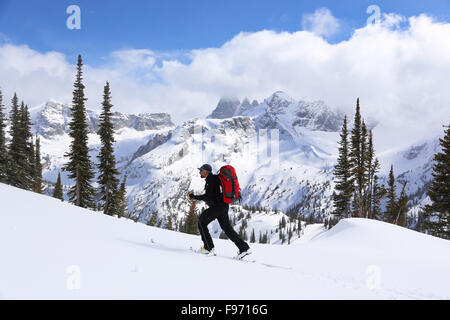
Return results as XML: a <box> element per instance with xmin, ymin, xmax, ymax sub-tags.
<box><xmin>218</xmin><ymin>165</ymin><xmax>242</xmax><ymax>204</ymax></box>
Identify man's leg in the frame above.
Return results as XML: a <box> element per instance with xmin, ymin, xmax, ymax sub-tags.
<box><xmin>198</xmin><ymin>207</ymin><xmax>220</xmax><ymax>251</ymax></box>
<box><xmin>217</xmin><ymin>205</ymin><xmax>250</xmax><ymax>253</ymax></box>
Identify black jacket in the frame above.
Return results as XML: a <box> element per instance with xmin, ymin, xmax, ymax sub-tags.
<box><xmin>192</xmin><ymin>174</ymin><xmax>225</xmax><ymax>207</ymax></box>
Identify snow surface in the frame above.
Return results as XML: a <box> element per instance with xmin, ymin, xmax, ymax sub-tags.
<box><xmin>1</xmin><ymin>183</ymin><xmax>449</xmax><ymax>300</ymax></box>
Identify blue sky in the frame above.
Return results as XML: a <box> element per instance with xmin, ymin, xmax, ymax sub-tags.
<box><xmin>1</xmin><ymin>0</ymin><xmax>450</xmax><ymax>66</ymax></box>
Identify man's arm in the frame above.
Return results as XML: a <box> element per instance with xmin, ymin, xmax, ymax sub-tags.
<box><xmin>191</xmin><ymin>177</ymin><xmax>217</xmax><ymax>202</ymax></box>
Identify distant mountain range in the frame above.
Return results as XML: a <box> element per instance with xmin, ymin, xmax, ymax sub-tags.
<box><xmin>7</xmin><ymin>91</ymin><xmax>440</xmax><ymax>232</ymax></box>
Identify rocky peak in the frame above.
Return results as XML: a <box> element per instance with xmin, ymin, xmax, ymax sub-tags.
<box><xmin>30</xmin><ymin>100</ymin><xmax>174</xmax><ymax>139</ymax></box>
<box><xmin>252</xmin><ymin>92</ymin><xmax>345</xmax><ymax>132</ymax></box>
<box><xmin>293</xmin><ymin>100</ymin><xmax>344</xmax><ymax>132</ymax></box>
<box><xmin>207</xmin><ymin>97</ymin><xmax>241</xmax><ymax>119</ymax></box>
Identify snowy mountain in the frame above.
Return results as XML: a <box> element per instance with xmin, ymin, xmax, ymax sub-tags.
<box><xmin>22</xmin><ymin>100</ymin><xmax>175</xmax><ymax>188</ymax></box>
<box><xmin>207</xmin><ymin>97</ymin><xmax>241</xmax><ymax>119</ymax></box>
<box><xmin>121</xmin><ymin>91</ymin><xmax>345</xmax><ymax>227</ymax></box>
<box><xmin>1</xmin><ymin>182</ymin><xmax>449</xmax><ymax>299</ymax></box>
<box><xmin>14</xmin><ymin>92</ymin><xmax>441</xmax><ymax>233</ymax></box>
<box><xmin>208</xmin><ymin>91</ymin><xmax>344</xmax><ymax>132</ymax></box>
<box><xmin>377</xmin><ymin>136</ymin><xmax>442</xmax><ymax>223</ymax></box>
<box><xmin>29</xmin><ymin>100</ymin><xmax>174</xmax><ymax>139</ymax></box>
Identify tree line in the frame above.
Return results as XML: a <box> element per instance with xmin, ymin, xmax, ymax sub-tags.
<box><xmin>332</xmin><ymin>98</ymin><xmax>449</xmax><ymax>240</ymax></box>
<box><xmin>332</xmin><ymin>98</ymin><xmax>408</xmax><ymax>227</ymax></box>
<box><xmin>0</xmin><ymin>55</ymin><xmax>128</xmax><ymax>217</ymax></box>
<box><xmin>0</xmin><ymin>91</ymin><xmax>43</xmax><ymax>193</ymax></box>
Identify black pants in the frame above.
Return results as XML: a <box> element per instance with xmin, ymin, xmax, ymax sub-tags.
<box><xmin>198</xmin><ymin>204</ymin><xmax>250</xmax><ymax>253</ymax></box>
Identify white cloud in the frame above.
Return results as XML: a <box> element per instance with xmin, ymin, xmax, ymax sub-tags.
<box><xmin>110</xmin><ymin>49</ymin><xmax>156</xmax><ymax>70</ymax></box>
<box><xmin>0</xmin><ymin>43</ymin><xmax>74</xmax><ymax>106</ymax></box>
<box><xmin>301</xmin><ymin>7</ymin><xmax>341</xmax><ymax>38</ymax></box>
<box><xmin>381</xmin><ymin>13</ymin><xmax>407</xmax><ymax>29</ymax></box>
<box><xmin>0</xmin><ymin>12</ymin><xmax>450</xmax><ymax>150</ymax></box>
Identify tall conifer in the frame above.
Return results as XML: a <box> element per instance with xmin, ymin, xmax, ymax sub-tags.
<box><xmin>333</xmin><ymin>115</ymin><xmax>353</xmax><ymax>219</ymax></box>
<box><xmin>423</xmin><ymin>125</ymin><xmax>450</xmax><ymax>239</ymax></box>
<box><xmin>63</xmin><ymin>55</ymin><xmax>95</xmax><ymax>208</ymax></box>
<box><xmin>34</xmin><ymin>134</ymin><xmax>43</xmax><ymax>193</ymax></box>
<box><xmin>349</xmin><ymin>98</ymin><xmax>365</xmax><ymax>217</ymax></box>
<box><xmin>7</xmin><ymin>93</ymin><xmax>21</xmax><ymax>187</ymax></box>
<box><xmin>53</xmin><ymin>171</ymin><xmax>64</xmax><ymax>200</ymax></box>
<box><xmin>0</xmin><ymin>89</ymin><xmax>7</xmax><ymax>183</ymax></box>
<box><xmin>8</xmin><ymin>97</ymin><xmax>32</xmax><ymax>189</ymax></box>
<box><xmin>396</xmin><ymin>182</ymin><xmax>408</xmax><ymax>227</ymax></box>
<box><xmin>385</xmin><ymin>165</ymin><xmax>397</xmax><ymax>222</ymax></box>
<box><xmin>97</xmin><ymin>81</ymin><xmax>120</xmax><ymax>216</ymax></box>
<box><xmin>371</xmin><ymin>171</ymin><xmax>386</xmax><ymax>220</ymax></box>
<box><xmin>21</xmin><ymin>104</ymin><xmax>34</xmax><ymax>190</ymax></box>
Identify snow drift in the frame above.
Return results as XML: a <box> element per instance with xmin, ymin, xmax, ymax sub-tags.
<box><xmin>0</xmin><ymin>182</ymin><xmax>449</xmax><ymax>299</ymax></box>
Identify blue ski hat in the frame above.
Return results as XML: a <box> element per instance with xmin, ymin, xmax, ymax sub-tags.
<box><xmin>198</xmin><ymin>164</ymin><xmax>212</xmax><ymax>172</ymax></box>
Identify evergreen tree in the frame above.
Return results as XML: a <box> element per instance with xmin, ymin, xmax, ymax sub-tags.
<box><xmin>147</xmin><ymin>211</ymin><xmax>158</xmax><ymax>227</ymax></box>
<box><xmin>263</xmin><ymin>231</ymin><xmax>268</xmax><ymax>244</ymax></box>
<box><xmin>116</xmin><ymin>175</ymin><xmax>128</xmax><ymax>218</ymax></box>
<box><xmin>7</xmin><ymin>93</ymin><xmax>22</xmax><ymax>187</ymax></box>
<box><xmin>53</xmin><ymin>171</ymin><xmax>64</xmax><ymax>200</ymax></box>
<box><xmin>34</xmin><ymin>134</ymin><xmax>43</xmax><ymax>193</ymax></box>
<box><xmin>333</xmin><ymin>115</ymin><xmax>353</xmax><ymax>219</ymax></box>
<box><xmin>20</xmin><ymin>104</ymin><xmax>34</xmax><ymax>190</ymax></box>
<box><xmin>371</xmin><ymin>170</ymin><xmax>386</xmax><ymax>220</ymax></box>
<box><xmin>27</xmin><ymin>136</ymin><xmax>35</xmax><ymax>191</ymax></box>
<box><xmin>63</xmin><ymin>55</ymin><xmax>95</xmax><ymax>209</ymax></box>
<box><xmin>385</xmin><ymin>165</ymin><xmax>397</xmax><ymax>223</ymax></box>
<box><xmin>184</xmin><ymin>201</ymin><xmax>199</xmax><ymax>235</ymax></box>
<box><xmin>0</xmin><ymin>89</ymin><xmax>7</xmax><ymax>183</ymax></box>
<box><xmin>7</xmin><ymin>98</ymin><xmax>34</xmax><ymax>190</ymax></box>
<box><xmin>423</xmin><ymin>125</ymin><xmax>450</xmax><ymax>239</ymax></box>
<box><xmin>97</xmin><ymin>81</ymin><xmax>120</xmax><ymax>216</ymax></box>
<box><xmin>250</xmin><ymin>229</ymin><xmax>256</xmax><ymax>243</ymax></box>
<box><xmin>166</xmin><ymin>215</ymin><xmax>173</xmax><ymax>231</ymax></box>
<box><xmin>334</xmin><ymin>100</ymin><xmax>391</xmax><ymax>222</ymax></box>
<box><xmin>364</xmin><ymin>129</ymin><xmax>375</xmax><ymax>218</ymax></box>
<box><xmin>396</xmin><ymin>182</ymin><xmax>408</xmax><ymax>227</ymax></box>
<box><xmin>349</xmin><ymin>98</ymin><xmax>364</xmax><ymax>217</ymax></box>
<box><xmin>361</xmin><ymin>120</ymin><xmax>369</xmax><ymax>180</ymax></box>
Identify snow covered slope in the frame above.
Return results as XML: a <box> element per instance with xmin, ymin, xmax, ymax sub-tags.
<box><xmin>1</xmin><ymin>183</ymin><xmax>449</xmax><ymax>299</ymax></box>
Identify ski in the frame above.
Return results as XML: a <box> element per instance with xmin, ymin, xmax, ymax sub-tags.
<box><xmin>189</xmin><ymin>247</ymin><xmax>292</xmax><ymax>270</ymax></box>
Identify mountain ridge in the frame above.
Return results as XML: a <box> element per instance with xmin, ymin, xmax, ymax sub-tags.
<box><xmin>4</xmin><ymin>92</ymin><xmax>439</xmax><ymax>231</ymax></box>
<box><xmin>29</xmin><ymin>99</ymin><xmax>174</xmax><ymax>139</ymax></box>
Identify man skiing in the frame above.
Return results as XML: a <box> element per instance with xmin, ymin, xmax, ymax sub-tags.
<box><xmin>188</xmin><ymin>164</ymin><xmax>251</xmax><ymax>259</ymax></box>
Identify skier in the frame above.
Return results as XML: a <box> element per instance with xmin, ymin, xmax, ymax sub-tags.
<box><xmin>188</xmin><ymin>164</ymin><xmax>251</xmax><ymax>259</ymax></box>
